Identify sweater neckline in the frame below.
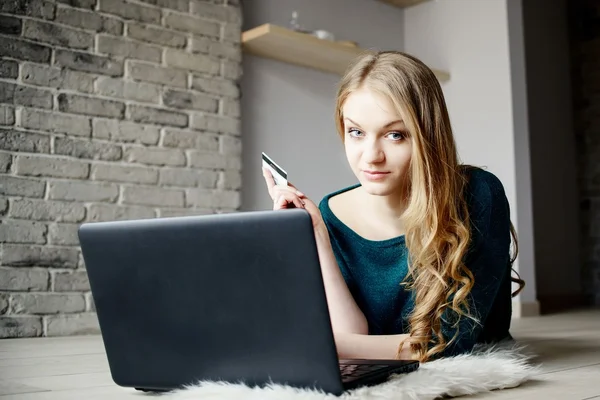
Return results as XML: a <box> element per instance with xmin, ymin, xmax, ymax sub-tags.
<box><xmin>320</xmin><ymin>183</ymin><xmax>407</xmax><ymax>248</ymax></box>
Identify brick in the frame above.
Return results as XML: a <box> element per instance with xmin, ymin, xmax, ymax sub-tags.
<box><xmin>219</xmin><ymin>169</ymin><xmax>241</xmax><ymax>190</ymax></box>
<box><xmin>0</xmin><ymin>108</ymin><xmax>15</xmax><ymax>125</ymax></box>
<box><xmin>0</xmin><ymin>176</ymin><xmax>45</xmax><ymax>198</ymax></box>
<box><xmin>21</xmin><ymin>109</ymin><xmax>92</xmax><ymax>137</ymax></box>
<box><xmin>125</xmin><ymin>146</ymin><xmax>186</xmax><ymax>166</ymax></box>
<box><xmin>48</xmin><ymin>223</ymin><xmax>80</xmax><ymax>246</ymax></box>
<box><xmin>192</xmin><ymin>39</ymin><xmax>241</xmax><ymax>62</ymax></box>
<box><xmin>186</xmin><ymin>189</ymin><xmax>240</xmax><ymax>209</ymax></box>
<box><xmin>0</xmin><ymin>129</ymin><xmax>50</xmax><ymax>153</ymax></box>
<box><xmin>163</xmin><ymin>90</ymin><xmax>219</xmax><ymax>113</ymax></box>
<box><xmin>159</xmin><ymin>168</ymin><xmax>218</xmax><ymax>188</ymax></box>
<box><xmin>98</xmin><ymin>0</ymin><xmax>161</xmax><ymax>23</ymax></box>
<box><xmin>128</xmin><ymin>105</ymin><xmax>188</xmax><ymax>128</ymax></box>
<box><xmin>92</xmin><ymin>164</ymin><xmax>158</xmax><ymax>184</ymax></box>
<box><xmin>46</xmin><ymin>313</ymin><xmax>99</xmax><ymax>336</ymax></box>
<box><xmin>58</xmin><ymin>93</ymin><xmax>125</xmax><ymax>118</ymax></box>
<box><xmin>0</xmin><ymin>152</ymin><xmax>11</xmax><ymax>172</ymax></box>
<box><xmin>1</xmin><ymin>0</ymin><xmax>55</xmax><ymax>20</ymax></box>
<box><xmin>138</xmin><ymin>0</ymin><xmax>188</xmax><ymax>11</ymax></box>
<box><xmin>86</xmin><ymin>293</ymin><xmax>95</xmax><ymax>312</ymax></box>
<box><xmin>223</xmin><ymin>22</ymin><xmax>241</xmax><ymax>43</ymax></box>
<box><xmin>162</xmin><ymin>129</ymin><xmax>219</xmax><ymax>151</ymax></box>
<box><xmin>165</xmin><ymin>48</ymin><xmax>220</xmax><ymax>75</ymax></box>
<box><xmin>191</xmin><ymin>76</ymin><xmax>238</xmax><ymax>98</ymax></box>
<box><xmin>1</xmin><ymin>244</ymin><xmax>79</xmax><ymax>268</ymax></box>
<box><xmin>0</xmin><ymin>316</ymin><xmax>43</xmax><ymax>338</ymax></box>
<box><xmin>0</xmin><ymin>267</ymin><xmax>49</xmax><ymax>291</ymax></box>
<box><xmin>0</xmin><ymin>16</ymin><xmax>21</xmax><ymax>35</ymax></box>
<box><xmin>53</xmin><ymin>270</ymin><xmax>89</xmax><ymax>291</ymax></box>
<box><xmin>190</xmin><ymin>1</ymin><xmax>241</xmax><ymax>23</ymax></box>
<box><xmin>92</xmin><ymin>119</ymin><xmax>160</xmax><ymax>145</ymax></box>
<box><xmin>15</xmin><ymin>155</ymin><xmax>89</xmax><ymax>179</ymax></box>
<box><xmin>22</xmin><ymin>62</ymin><xmax>94</xmax><ymax>93</ymax></box>
<box><xmin>56</xmin><ymin>0</ymin><xmax>97</xmax><ymax>9</ymax></box>
<box><xmin>189</xmin><ymin>36</ymin><xmax>210</xmax><ymax>54</ymax></box>
<box><xmin>97</xmin><ymin>35</ymin><xmax>162</xmax><ymax>63</ymax></box>
<box><xmin>159</xmin><ymin>208</ymin><xmax>212</xmax><ymax>218</ymax></box>
<box><xmin>0</xmin><ymin>293</ymin><xmax>7</xmax><ymax>314</ymax></box>
<box><xmin>87</xmin><ymin>204</ymin><xmax>155</xmax><ymax>222</ymax></box>
<box><xmin>127</xmin><ymin>23</ymin><xmax>187</xmax><ymax>48</ymax></box>
<box><xmin>0</xmin><ymin>220</ymin><xmax>47</xmax><ymax>244</ymax></box>
<box><xmin>54</xmin><ymin>137</ymin><xmax>123</xmax><ymax>161</ymax></box>
<box><xmin>55</xmin><ymin>49</ymin><xmax>123</xmax><ymax>76</ymax></box>
<box><xmin>164</xmin><ymin>13</ymin><xmax>219</xmax><ymax>38</ymax></box>
<box><xmin>23</xmin><ymin>20</ymin><xmax>93</xmax><ymax>50</ymax></box>
<box><xmin>188</xmin><ymin>151</ymin><xmax>240</xmax><ymax>170</ymax></box>
<box><xmin>122</xmin><ymin>186</ymin><xmax>184</xmax><ymax>207</ymax></box>
<box><xmin>211</xmin><ymin>41</ymin><xmax>241</xmax><ymax>62</ymax></box>
<box><xmin>220</xmin><ymin>135</ymin><xmax>241</xmax><ymax>155</ymax></box>
<box><xmin>49</xmin><ymin>181</ymin><xmax>119</xmax><ymax>202</ymax></box>
<box><xmin>10</xmin><ymin>293</ymin><xmax>85</xmax><ymax>314</ymax></box>
<box><xmin>191</xmin><ymin>113</ymin><xmax>240</xmax><ymax>135</ymax></box>
<box><xmin>0</xmin><ymin>37</ymin><xmax>51</xmax><ymax>63</ymax></box>
<box><xmin>221</xmin><ymin>98</ymin><xmax>240</xmax><ymax>117</ymax></box>
<box><xmin>56</xmin><ymin>6</ymin><xmax>123</xmax><ymax>35</ymax></box>
<box><xmin>96</xmin><ymin>77</ymin><xmax>160</xmax><ymax>104</ymax></box>
<box><xmin>222</xmin><ymin>59</ymin><xmax>241</xmax><ymax>79</ymax></box>
<box><xmin>128</xmin><ymin>61</ymin><xmax>187</xmax><ymax>88</ymax></box>
<box><xmin>9</xmin><ymin>199</ymin><xmax>86</xmax><ymax>223</ymax></box>
<box><xmin>0</xmin><ymin>82</ymin><xmax>53</xmax><ymax>109</ymax></box>
<box><xmin>0</xmin><ymin>60</ymin><xmax>18</xmax><ymax>79</ymax></box>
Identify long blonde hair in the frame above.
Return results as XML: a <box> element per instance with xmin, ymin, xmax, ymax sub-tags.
<box><xmin>334</xmin><ymin>51</ymin><xmax>524</xmax><ymax>362</ymax></box>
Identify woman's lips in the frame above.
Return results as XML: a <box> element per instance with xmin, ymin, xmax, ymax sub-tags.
<box><xmin>362</xmin><ymin>170</ymin><xmax>390</xmax><ymax>181</ymax></box>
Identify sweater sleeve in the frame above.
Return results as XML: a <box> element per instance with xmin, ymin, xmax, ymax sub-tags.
<box><xmin>438</xmin><ymin>171</ymin><xmax>512</xmax><ymax>357</ymax></box>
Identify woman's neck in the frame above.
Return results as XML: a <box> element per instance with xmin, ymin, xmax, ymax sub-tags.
<box><xmin>359</xmin><ymin>186</ymin><xmax>408</xmax><ymax>232</ymax></box>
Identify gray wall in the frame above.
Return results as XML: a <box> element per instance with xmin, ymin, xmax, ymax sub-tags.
<box><xmin>240</xmin><ymin>0</ymin><xmax>406</xmax><ymax>211</ymax></box>
<box><xmin>506</xmin><ymin>0</ymin><xmax>538</xmax><ymax>314</ymax></box>
<box><xmin>521</xmin><ymin>0</ymin><xmax>583</xmax><ymax>309</ymax></box>
<box><xmin>0</xmin><ymin>0</ymin><xmax>242</xmax><ymax>338</ymax></box>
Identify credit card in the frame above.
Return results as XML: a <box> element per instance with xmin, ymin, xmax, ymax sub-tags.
<box><xmin>262</xmin><ymin>152</ymin><xmax>288</xmax><ymax>187</ymax></box>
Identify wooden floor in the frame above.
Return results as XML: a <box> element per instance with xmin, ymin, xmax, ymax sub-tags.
<box><xmin>1</xmin><ymin>308</ymin><xmax>600</xmax><ymax>399</ymax></box>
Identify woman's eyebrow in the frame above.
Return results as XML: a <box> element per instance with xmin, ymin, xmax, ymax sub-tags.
<box><xmin>344</xmin><ymin>118</ymin><xmax>404</xmax><ymax>128</ymax></box>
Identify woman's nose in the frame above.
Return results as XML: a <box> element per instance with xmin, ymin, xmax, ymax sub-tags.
<box><xmin>362</xmin><ymin>140</ymin><xmax>385</xmax><ymax>163</ymax></box>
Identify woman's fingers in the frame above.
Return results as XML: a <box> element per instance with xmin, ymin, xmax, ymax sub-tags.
<box><xmin>263</xmin><ymin>168</ymin><xmax>305</xmax><ymax>199</ymax></box>
<box><xmin>262</xmin><ymin>168</ymin><xmax>276</xmax><ymax>197</ymax></box>
<box><xmin>273</xmin><ymin>191</ymin><xmax>305</xmax><ymax>210</ymax></box>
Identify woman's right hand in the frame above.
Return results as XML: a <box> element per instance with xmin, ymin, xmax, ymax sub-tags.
<box><xmin>262</xmin><ymin>168</ymin><xmax>325</xmax><ymax>231</ymax></box>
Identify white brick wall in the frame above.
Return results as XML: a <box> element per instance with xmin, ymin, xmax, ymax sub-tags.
<box><xmin>0</xmin><ymin>0</ymin><xmax>242</xmax><ymax>338</ymax></box>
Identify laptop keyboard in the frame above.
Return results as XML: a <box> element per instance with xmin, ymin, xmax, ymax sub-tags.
<box><xmin>339</xmin><ymin>363</ymin><xmax>390</xmax><ymax>382</ymax></box>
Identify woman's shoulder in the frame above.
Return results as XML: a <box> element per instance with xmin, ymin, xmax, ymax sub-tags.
<box><xmin>464</xmin><ymin>167</ymin><xmax>508</xmax><ymax>204</ymax></box>
<box><xmin>463</xmin><ymin>167</ymin><xmax>510</xmax><ymax>228</ymax></box>
<box><xmin>318</xmin><ymin>183</ymin><xmax>361</xmax><ymax>216</ymax></box>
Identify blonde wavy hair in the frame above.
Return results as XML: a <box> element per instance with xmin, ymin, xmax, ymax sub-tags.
<box><xmin>334</xmin><ymin>51</ymin><xmax>524</xmax><ymax>362</ymax></box>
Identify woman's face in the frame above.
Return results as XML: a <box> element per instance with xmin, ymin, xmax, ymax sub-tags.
<box><xmin>341</xmin><ymin>86</ymin><xmax>412</xmax><ymax>197</ymax></box>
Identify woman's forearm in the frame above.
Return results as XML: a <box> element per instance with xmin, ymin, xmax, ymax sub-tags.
<box><xmin>314</xmin><ymin>225</ymin><xmax>368</xmax><ymax>335</ymax></box>
<box><xmin>334</xmin><ymin>332</ymin><xmax>415</xmax><ymax>360</ymax></box>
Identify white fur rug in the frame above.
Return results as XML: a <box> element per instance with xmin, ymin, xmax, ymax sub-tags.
<box><xmin>160</xmin><ymin>342</ymin><xmax>539</xmax><ymax>400</ymax></box>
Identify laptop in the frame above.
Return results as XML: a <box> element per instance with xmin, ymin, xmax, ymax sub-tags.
<box><xmin>78</xmin><ymin>208</ymin><xmax>419</xmax><ymax>396</ymax></box>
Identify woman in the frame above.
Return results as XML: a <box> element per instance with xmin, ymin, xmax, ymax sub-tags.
<box><xmin>262</xmin><ymin>51</ymin><xmax>524</xmax><ymax>363</ymax></box>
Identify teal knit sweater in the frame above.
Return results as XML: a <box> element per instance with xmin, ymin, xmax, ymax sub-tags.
<box><xmin>318</xmin><ymin>167</ymin><xmax>513</xmax><ymax>358</ymax></box>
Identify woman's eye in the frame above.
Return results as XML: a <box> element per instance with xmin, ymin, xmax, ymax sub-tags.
<box><xmin>348</xmin><ymin>128</ymin><xmax>363</xmax><ymax>137</ymax></box>
<box><xmin>388</xmin><ymin>132</ymin><xmax>405</xmax><ymax>141</ymax></box>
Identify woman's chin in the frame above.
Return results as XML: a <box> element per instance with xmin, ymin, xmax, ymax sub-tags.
<box><xmin>359</xmin><ymin>180</ymin><xmax>400</xmax><ymax>196</ymax></box>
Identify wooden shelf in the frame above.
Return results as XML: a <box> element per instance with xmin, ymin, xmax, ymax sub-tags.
<box><xmin>241</xmin><ymin>24</ymin><xmax>449</xmax><ymax>82</ymax></box>
<box><xmin>376</xmin><ymin>0</ymin><xmax>431</xmax><ymax>8</ymax></box>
